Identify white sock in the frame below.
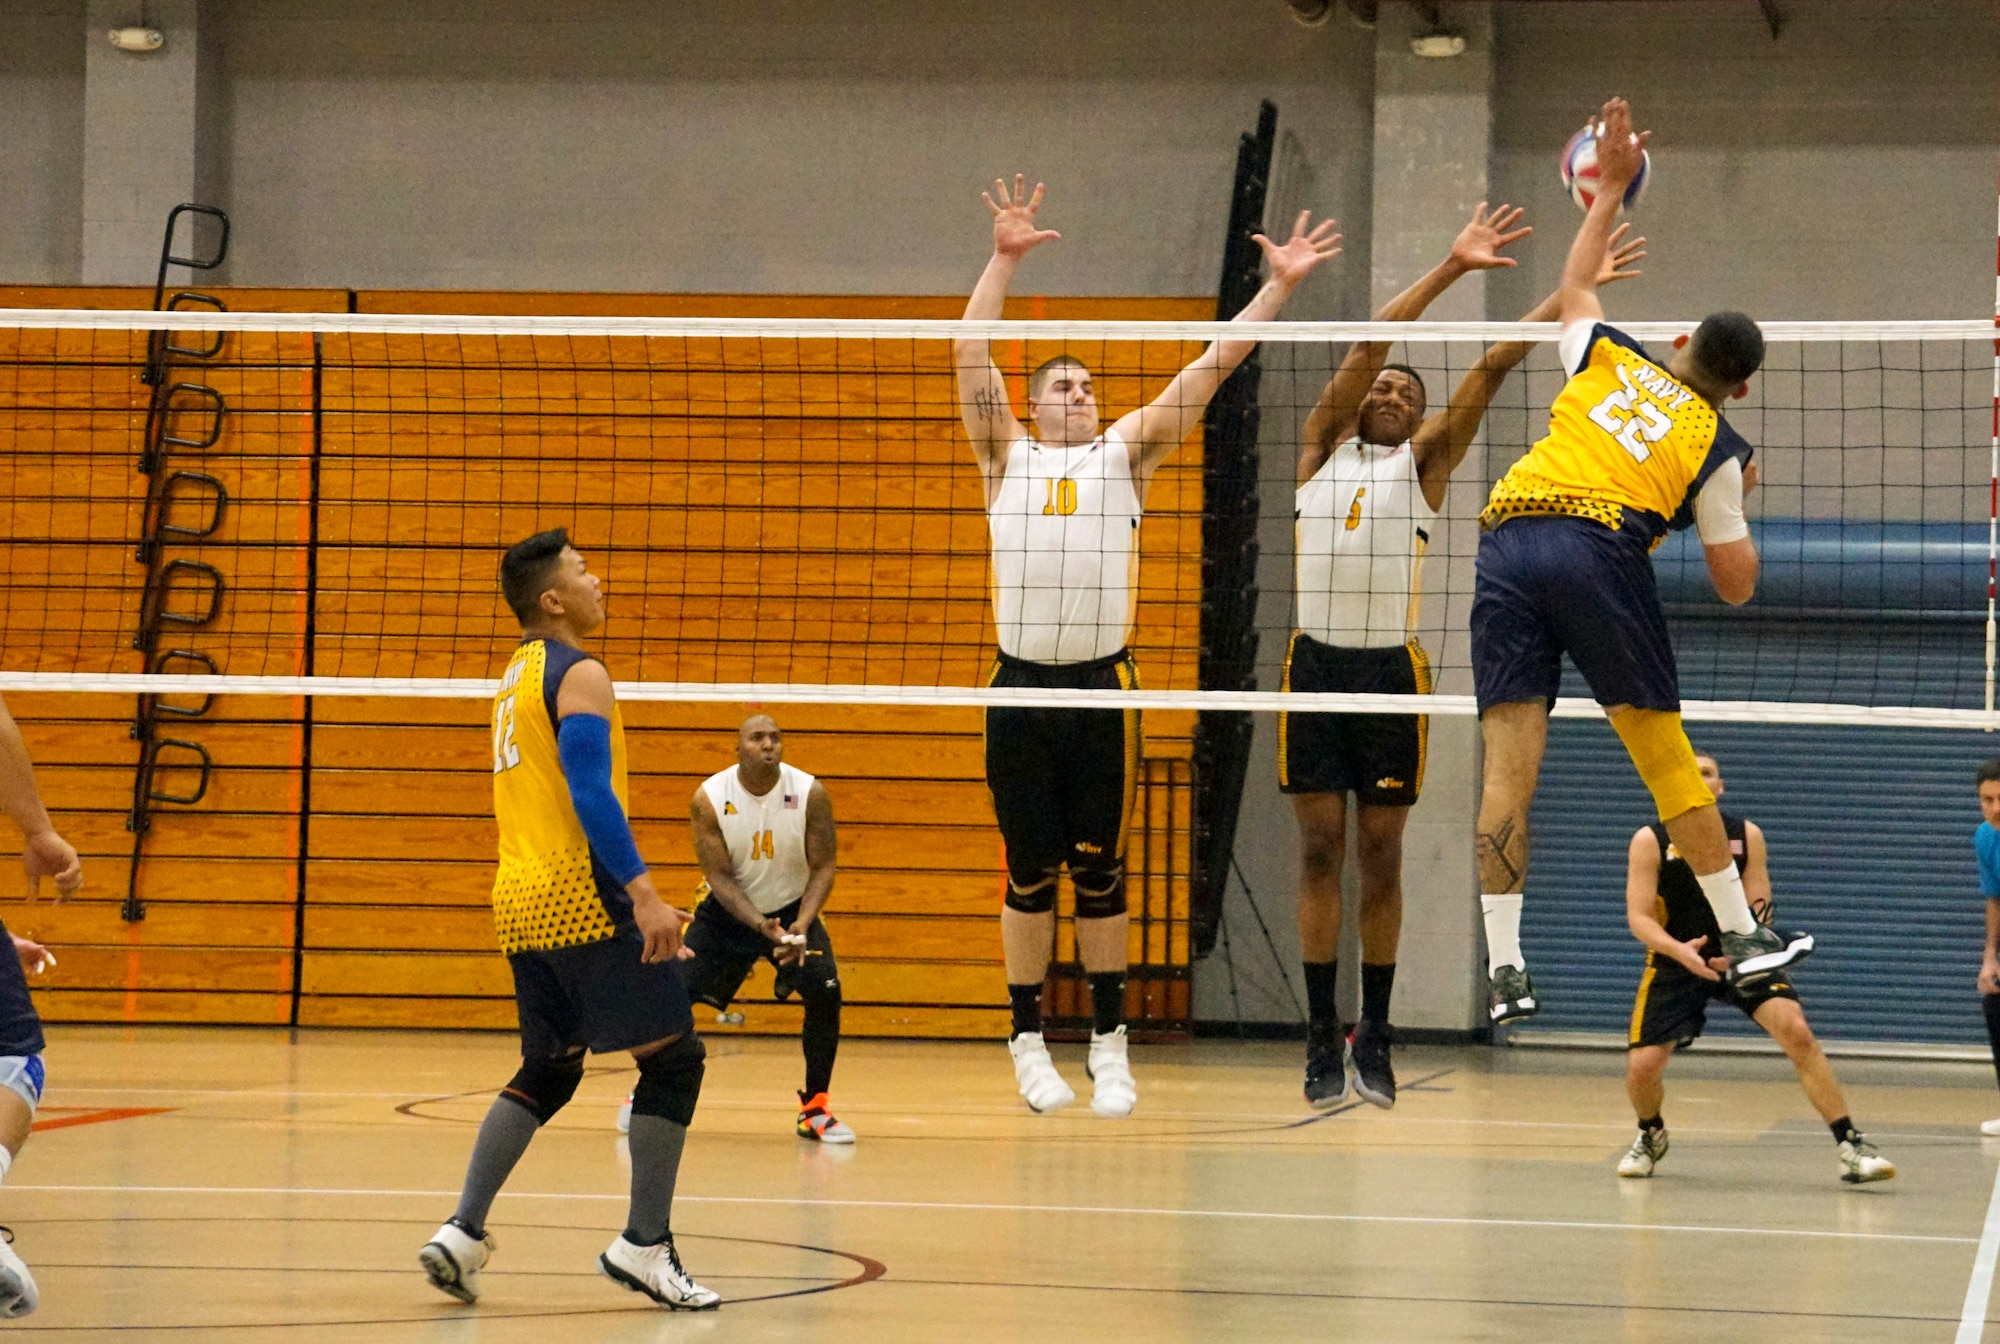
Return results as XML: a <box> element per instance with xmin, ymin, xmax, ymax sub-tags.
<box><xmin>1481</xmin><ymin>894</ymin><xmax>1525</xmax><ymax>974</ymax></box>
<box><xmin>0</xmin><ymin>1145</ymin><xmax>14</xmax><ymax>1188</ymax></box>
<box><xmin>1696</xmin><ymin>865</ymin><xmax>1757</xmax><ymax>935</ymax></box>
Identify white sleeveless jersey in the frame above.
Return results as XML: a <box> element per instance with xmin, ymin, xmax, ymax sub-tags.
<box><xmin>986</xmin><ymin>431</ymin><xmax>1141</xmax><ymax>665</ymax></box>
<box><xmin>1294</xmin><ymin>438</ymin><xmax>1437</xmax><ymax>648</ymax></box>
<box><xmin>698</xmin><ymin>763</ymin><xmax>815</xmax><ymax>916</ymax></box>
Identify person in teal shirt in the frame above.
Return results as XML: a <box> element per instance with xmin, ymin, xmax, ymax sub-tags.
<box><xmin>1976</xmin><ymin>759</ymin><xmax>2000</xmax><ymax>1136</ymax></box>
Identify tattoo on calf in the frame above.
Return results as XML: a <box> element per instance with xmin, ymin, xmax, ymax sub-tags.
<box><xmin>1476</xmin><ymin>816</ymin><xmax>1526</xmax><ymax>890</ymax></box>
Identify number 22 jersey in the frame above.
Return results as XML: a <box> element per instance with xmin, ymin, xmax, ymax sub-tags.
<box><xmin>1480</xmin><ymin>321</ymin><xmax>1752</xmax><ymax>549</ymax></box>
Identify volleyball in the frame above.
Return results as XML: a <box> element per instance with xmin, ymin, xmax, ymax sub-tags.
<box><xmin>1560</xmin><ymin>120</ymin><xmax>1651</xmax><ymax>211</ymax></box>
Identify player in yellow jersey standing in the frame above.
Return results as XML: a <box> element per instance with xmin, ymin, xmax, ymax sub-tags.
<box><xmin>955</xmin><ymin>176</ymin><xmax>1340</xmax><ymax>1117</ymax></box>
<box><xmin>1470</xmin><ymin>98</ymin><xmax>1813</xmax><ymax>1025</ymax></box>
<box><xmin>421</xmin><ymin>529</ymin><xmax>718</xmax><ymax>1312</ymax></box>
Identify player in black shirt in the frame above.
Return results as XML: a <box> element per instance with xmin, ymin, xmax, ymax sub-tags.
<box><xmin>1619</xmin><ymin>752</ymin><xmax>1893</xmax><ymax>1184</ymax></box>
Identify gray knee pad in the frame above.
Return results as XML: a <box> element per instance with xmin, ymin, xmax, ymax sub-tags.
<box><xmin>632</xmin><ymin>1033</ymin><xmax>706</xmax><ymax>1127</ymax></box>
<box><xmin>1072</xmin><ymin>864</ymin><xmax>1128</xmax><ymax>920</ymax></box>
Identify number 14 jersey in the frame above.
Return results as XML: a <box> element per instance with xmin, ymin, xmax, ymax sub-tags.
<box><xmin>1480</xmin><ymin>321</ymin><xmax>1752</xmax><ymax>549</ymax></box>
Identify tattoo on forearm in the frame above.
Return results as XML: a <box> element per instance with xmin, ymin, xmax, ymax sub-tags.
<box><xmin>971</xmin><ymin>387</ymin><xmax>1003</xmax><ymax>421</ymax></box>
<box><xmin>1476</xmin><ymin>816</ymin><xmax>1527</xmax><ymax>890</ymax></box>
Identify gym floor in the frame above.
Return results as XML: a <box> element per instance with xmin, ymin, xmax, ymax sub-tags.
<box><xmin>7</xmin><ymin>1027</ymin><xmax>1997</xmax><ymax>1341</ymax></box>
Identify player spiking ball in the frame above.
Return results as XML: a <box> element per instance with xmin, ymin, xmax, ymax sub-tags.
<box><xmin>955</xmin><ymin>176</ymin><xmax>1339</xmax><ymax>1117</ymax></box>
<box><xmin>1469</xmin><ymin>97</ymin><xmax>1812</xmax><ymax>1025</ymax></box>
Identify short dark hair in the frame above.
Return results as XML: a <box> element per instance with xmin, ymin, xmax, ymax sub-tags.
<box><xmin>1978</xmin><ymin>758</ymin><xmax>2000</xmax><ymax>788</ymax></box>
<box><xmin>1378</xmin><ymin>363</ymin><xmax>1429</xmax><ymax>407</ymax></box>
<box><xmin>1028</xmin><ymin>354</ymin><xmax>1089</xmax><ymax>401</ymax></box>
<box><xmin>500</xmin><ymin>528</ymin><xmax>570</xmax><ymax>625</ymax></box>
<box><xmin>1688</xmin><ymin>312</ymin><xmax>1765</xmax><ymax>388</ymax></box>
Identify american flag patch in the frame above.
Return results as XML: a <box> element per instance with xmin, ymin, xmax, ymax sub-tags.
<box><xmin>783</xmin><ymin>794</ymin><xmax>799</xmax><ymax>809</ymax></box>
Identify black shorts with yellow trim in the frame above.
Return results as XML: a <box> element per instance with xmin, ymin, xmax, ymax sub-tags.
<box><xmin>1277</xmin><ymin>632</ymin><xmax>1430</xmax><ymax>807</ymax></box>
<box><xmin>983</xmin><ymin>648</ymin><xmax>1142</xmax><ymax>875</ymax></box>
<box><xmin>1627</xmin><ymin>953</ymin><xmax>1799</xmax><ymax>1050</ymax></box>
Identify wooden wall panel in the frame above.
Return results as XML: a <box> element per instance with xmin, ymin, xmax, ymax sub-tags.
<box><xmin>1</xmin><ymin>288</ymin><xmax>1201</xmax><ymax>1037</ymax></box>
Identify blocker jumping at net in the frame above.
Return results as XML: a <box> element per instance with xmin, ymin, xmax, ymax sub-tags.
<box><xmin>615</xmin><ymin>714</ymin><xmax>851</xmax><ymax>1144</ymax></box>
<box><xmin>421</xmin><ymin>529</ymin><xmax>718</xmax><ymax>1312</ymax></box>
<box><xmin>955</xmin><ymin>175</ymin><xmax>1340</xmax><ymax>1116</ymax></box>
<box><xmin>1472</xmin><ymin>97</ymin><xmax>1813</xmax><ymax>1025</ymax></box>
<box><xmin>1617</xmin><ymin>750</ymin><xmax>1893</xmax><ymax>1184</ymax></box>
<box><xmin>1286</xmin><ymin>202</ymin><xmax>1646</xmax><ymax>1110</ymax></box>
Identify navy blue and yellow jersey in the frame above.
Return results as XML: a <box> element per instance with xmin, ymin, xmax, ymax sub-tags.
<box><xmin>1481</xmin><ymin>323</ymin><xmax>1753</xmax><ymax>548</ymax></box>
<box><xmin>1646</xmin><ymin>811</ymin><xmax>1748</xmax><ymax>947</ymax></box>
<box><xmin>489</xmin><ymin>638</ymin><xmax>633</xmax><ymax>955</ymax></box>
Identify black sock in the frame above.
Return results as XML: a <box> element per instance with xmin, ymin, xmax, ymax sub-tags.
<box><xmin>1360</xmin><ymin>962</ymin><xmax>1396</xmax><ymax>1025</ymax></box>
<box><xmin>801</xmin><ymin>993</ymin><xmax>840</xmax><ymax>1098</ymax></box>
<box><xmin>1638</xmin><ymin>1113</ymin><xmax>1664</xmax><ymax>1133</ymax></box>
<box><xmin>1303</xmin><ymin>960</ymin><xmax>1340</xmax><ymax>1025</ymax></box>
<box><xmin>1088</xmin><ymin>971</ymin><xmax>1126</xmax><ymax>1035</ymax></box>
<box><xmin>1008</xmin><ymin>982</ymin><xmax>1043</xmax><ymax>1038</ymax></box>
<box><xmin>1984</xmin><ymin>993</ymin><xmax>2000</xmax><ymax>1090</ymax></box>
<box><xmin>1830</xmin><ymin>1116</ymin><xmax>1858</xmax><ymax>1146</ymax></box>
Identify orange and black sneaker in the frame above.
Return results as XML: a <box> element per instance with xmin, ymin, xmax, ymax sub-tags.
<box><xmin>796</xmin><ymin>1091</ymin><xmax>856</xmax><ymax>1144</ymax></box>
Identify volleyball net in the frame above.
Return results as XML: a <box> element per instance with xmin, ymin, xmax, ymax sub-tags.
<box><xmin>0</xmin><ymin>308</ymin><xmax>1993</xmax><ymax>728</ymax></box>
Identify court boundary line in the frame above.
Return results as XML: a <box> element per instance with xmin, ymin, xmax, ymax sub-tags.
<box><xmin>10</xmin><ymin>1184</ymin><xmax>1970</xmax><ymax>1247</ymax></box>
<box><xmin>1958</xmin><ymin>1161</ymin><xmax>2000</xmax><ymax>1342</ymax></box>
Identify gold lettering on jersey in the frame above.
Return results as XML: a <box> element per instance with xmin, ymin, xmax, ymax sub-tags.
<box><xmin>1043</xmin><ymin>477</ymin><xmax>1078</xmax><ymax>516</ymax></box>
<box><xmin>749</xmin><ymin>830</ymin><xmax>775</xmax><ymax>861</ymax></box>
<box><xmin>1345</xmin><ymin>487</ymin><xmax>1366</xmax><ymax>531</ymax></box>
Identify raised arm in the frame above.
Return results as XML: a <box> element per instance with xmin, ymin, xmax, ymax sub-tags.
<box><xmin>1300</xmin><ymin>203</ymin><xmax>1530</xmax><ymax>485</ymax></box>
<box><xmin>1624</xmin><ymin>827</ymin><xmax>1720</xmax><ymax>982</ymax></box>
<box><xmin>955</xmin><ymin>176</ymin><xmax>1057</xmax><ymax>485</ymax></box>
<box><xmin>1115</xmin><ymin>211</ymin><xmax>1341</xmax><ymax>494</ymax></box>
<box><xmin>1558</xmin><ymin>97</ymin><xmax>1650</xmax><ymax>329</ymax></box>
<box><xmin>1410</xmin><ymin>224</ymin><xmax>1645</xmax><ymax>508</ymax></box>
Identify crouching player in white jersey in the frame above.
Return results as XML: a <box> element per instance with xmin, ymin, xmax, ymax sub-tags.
<box><xmin>0</xmin><ymin>693</ymin><xmax>83</xmax><ymax>1317</ymax></box>
<box><xmin>956</xmin><ymin>176</ymin><xmax>1340</xmax><ymax>1116</ymax></box>
<box><xmin>619</xmin><ymin>715</ymin><xmax>850</xmax><ymax>1142</ymax></box>
<box><xmin>1285</xmin><ymin>205</ymin><xmax>1645</xmax><ymax>1109</ymax></box>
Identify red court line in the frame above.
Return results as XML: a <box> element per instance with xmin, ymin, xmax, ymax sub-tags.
<box><xmin>32</xmin><ymin>1107</ymin><xmax>173</xmax><ymax>1133</ymax></box>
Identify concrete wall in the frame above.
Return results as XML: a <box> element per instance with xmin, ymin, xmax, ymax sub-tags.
<box><xmin>210</xmin><ymin>0</ymin><xmax>1377</xmax><ymax>300</ymax></box>
<box><xmin>0</xmin><ymin>0</ymin><xmax>86</xmax><ymax>284</ymax></box>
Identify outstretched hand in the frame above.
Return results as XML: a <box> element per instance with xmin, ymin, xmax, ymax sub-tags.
<box><xmin>1596</xmin><ymin>222</ymin><xmax>1647</xmax><ymax>286</ymax></box>
<box><xmin>984</xmin><ymin>175</ymin><xmax>1061</xmax><ymax>260</ymax></box>
<box><xmin>1252</xmin><ymin>211</ymin><xmax>1342</xmax><ymax>288</ymax></box>
<box><xmin>1449</xmin><ymin>202</ymin><xmax>1532</xmax><ymax>272</ymax></box>
<box><xmin>1591</xmin><ymin>97</ymin><xmax>1651</xmax><ymax>193</ymax></box>
<box><xmin>1673</xmin><ymin>934</ymin><xmax>1722</xmax><ymax>983</ymax></box>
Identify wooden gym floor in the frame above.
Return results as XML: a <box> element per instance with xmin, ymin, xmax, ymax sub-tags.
<box><xmin>6</xmin><ymin>1026</ymin><xmax>1999</xmax><ymax>1341</ymax></box>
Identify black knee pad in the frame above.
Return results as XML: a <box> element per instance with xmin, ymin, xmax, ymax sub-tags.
<box><xmin>632</xmin><ymin>1033</ymin><xmax>706</xmax><ymax>1127</ymax></box>
<box><xmin>1004</xmin><ymin>865</ymin><xmax>1059</xmax><ymax>915</ymax></box>
<box><xmin>502</xmin><ymin>1051</ymin><xmax>585</xmax><ymax>1124</ymax></box>
<box><xmin>1072</xmin><ymin>864</ymin><xmax>1127</xmax><ymax>920</ymax></box>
